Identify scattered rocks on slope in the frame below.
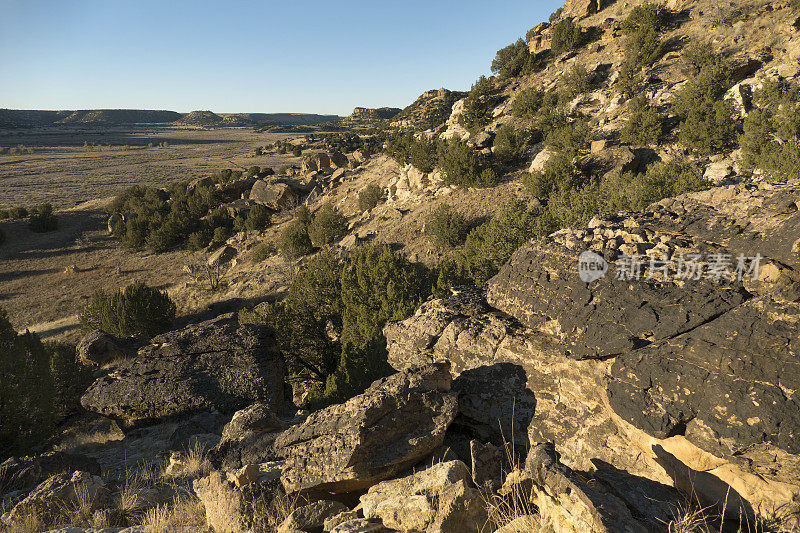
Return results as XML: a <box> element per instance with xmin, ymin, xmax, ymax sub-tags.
<box><xmin>81</xmin><ymin>313</ymin><xmax>285</xmax><ymax>425</ymax></box>
<box><xmin>275</xmin><ymin>363</ymin><xmax>458</xmax><ymax>494</ymax></box>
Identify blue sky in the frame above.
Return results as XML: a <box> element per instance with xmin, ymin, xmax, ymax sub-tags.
<box><xmin>0</xmin><ymin>0</ymin><xmax>562</xmax><ymax>115</ymax></box>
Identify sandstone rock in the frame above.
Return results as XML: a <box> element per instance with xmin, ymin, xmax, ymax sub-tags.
<box><xmin>487</xmin><ymin>240</ymin><xmax>748</xmax><ymax>359</ymax></box>
<box><xmin>208</xmin><ymin>244</ymin><xmax>237</xmax><ymax>267</ymax></box>
<box><xmin>703</xmin><ymin>159</ymin><xmax>734</xmax><ymax>183</ymax></box>
<box><xmin>76</xmin><ymin>329</ymin><xmax>134</xmax><ymax>367</ymax></box>
<box><xmin>193</xmin><ymin>470</ymin><xmax>279</xmax><ymax>533</ymax></box>
<box><xmin>469</xmin><ymin>131</ymin><xmax>494</xmax><ymax>149</ymax></box>
<box><xmin>250</xmin><ymin>180</ymin><xmax>297</xmax><ymax>211</ymax></box>
<box><xmin>81</xmin><ymin>313</ymin><xmax>285</xmax><ymax>424</ymax></box>
<box><xmin>470</xmin><ymin>440</ymin><xmax>504</xmax><ymax>492</ymax></box>
<box><xmin>522</xmin><ymin>443</ymin><xmax>648</xmax><ymax>533</ymax></box>
<box><xmin>324</xmin><ymin>511</ymin><xmax>360</xmax><ymax>531</ymax></box>
<box><xmin>360</xmin><ymin>460</ymin><xmax>486</xmax><ymax>533</ymax></box>
<box><xmin>528</xmin><ymin>147</ymin><xmax>553</xmax><ymax>173</ymax></box>
<box><xmin>562</xmin><ymin>0</ymin><xmax>605</xmax><ymax>19</ymax></box>
<box><xmin>278</xmin><ymin>500</ymin><xmax>349</xmax><ymax>533</ymax></box>
<box><xmin>275</xmin><ymin>363</ymin><xmax>457</xmax><ymax>494</ymax></box>
<box><xmin>329</xmin><ymin>519</ymin><xmax>393</xmax><ymax>533</ymax></box>
<box><xmin>494</xmin><ymin>515</ymin><xmax>540</xmax><ymax>533</ymax></box>
<box><xmin>221</xmin><ymin>403</ymin><xmax>286</xmax><ymax>443</ymax></box>
<box><xmin>609</xmin><ymin>282</ymin><xmax>800</xmax><ymax>455</ymax></box>
<box><xmin>302</xmin><ymin>153</ymin><xmax>332</xmax><ymax>173</ymax></box>
<box><xmin>5</xmin><ymin>471</ymin><xmax>108</xmax><ymax>525</ymax></box>
<box><xmin>330</xmin><ymin>167</ymin><xmax>346</xmax><ymax>183</ymax></box>
<box><xmin>353</xmin><ymin>149</ymin><xmax>369</xmax><ymax>165</ymax></box>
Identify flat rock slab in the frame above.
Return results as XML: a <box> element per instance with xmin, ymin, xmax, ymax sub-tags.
<box><xmin>609</xmin><ymin>282</ymin><xmax>800</xmax><ymax>455</ymax></box>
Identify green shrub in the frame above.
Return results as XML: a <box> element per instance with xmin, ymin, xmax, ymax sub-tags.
<box><xmin>358</xmin><ymin>183</ymin><xmax>384</xmax><ymax>212</ymax></box>
<box><xmin>308</xmin><ymin>203</ymin><xmax>347</xmax><ymax>246</ymax></box>
<box><xmin>678</xmin><ymin>99</ymin><xmax>735</xmax><ymax>154</ymax></box>
<box><xmin>108</xmin><ymin>183</ymin><xmax>220</xmax><ymax>252</ymax></box>
<box><xmin>245</xmin><ymin>245</ymin><xmax>428</xmax><ymax>406</ymax></box>
<box><xmin>493</xmin><ymin>124</ymin><xmax>533</xmax><ymax>164</ymax></box>
<box><xmin>323</xmin><ymin>244</ymin><xmax>428</xmax><ymax>402</ymax></box>
<box><xmin>438</xmin><ymin>138</ymin><xmax>495</xmax><ymax>187</ymax></box>
<box><xmin>246</xmin><ymin>166</ymin><xmax>261</xmax><ymax>177</ymax></box>
<box><xmin>620</xmin><ymin>96</ymin><xmax>663</xmax><ymax>145</ymax></box>
<box><xmin>511</xmin><ymin>87</ymin><xmax>547</xmax><ymax>118</ymax></box>
<box><xmin>280</xmin><ymin>221</ymin><xmax>313</xmax><ymax>260</ymax></box>
<box><xmin>0</xmin><ymin>308</ymin><xmax>92</xmax><ymax>456</ymax></box>
<box><xmin>292</xmin><ymin>146</ymin><xmax>303</xmax><ymax>157</ymax></box>
<box><xmin>250</xmin><ymin>241</ymin><xmax>277</xmax><ymax>263</ymax></box>
<box><xmin>0</xmin><ymin>206</ymin><xmax>27</xmax><ymax>220</ymax></box>
<box><xmin>244</xmin><ymin>204</ymin><xmax>271</xmax><ymax>231</ymax></box>
<box><xmin>549</xmin><ymin>7</ymin><xmax>563</xmax><ymax>23</ymax></box>
<box><xmin>80</xmin><ymin>281</ymin><xmax>176</xmax><ymax>337</ymax></box>
<box><xmin>295</xmin><ymin>204</ymin><xmax>313</xmax><ymax>226</ymax></box>
<box><xmin>460</xmin><ymin>76</ymin><xmax>495</xmax><ymax>133</ymax></box>
<box><xmin>29</xmin><ymin>203</ymin><xmax>58</xmax><ymax>233</ymax></box>
<box><xmin>492</xmin><ymin>38</ymin><xmax>537</xmax><ymax>79</ymax></box>
<box><xmin>187</xmin><ymin>229</ymin><xmax>211</xmax><ymax>251</ymax></box>
<box><xmin>385</xmin><ymin>133</ymin><xmax>438</xmax><ymax>173</ymax></box>
<box><xmin>551</xmin><ymin>18</ymin><xmax>582</xmax><ymax>55</ymax></box>
<box><xmin>617</xmin><ymin>2</ymin><xmax>668</xmax><ymax>95</ymax></box>
<box><xmin>559</xmin><ymin>63</ymin><xmax>592</xmax><ymax>102</ymax></box>
<box><xmin>524</xmin><ymin>151</ymin><xmax>582</xmax><ymax>198</ymax></box>
<box><xmin>544</xmin><ymin>118</ymin><xmax>592</xmax><ymax>152</ymax></box>
<box><xmin>740</xmin><ymin>81</ymin><xmax>800</xmax><ymax>181</ymax></box>
<box><xmin>460</xmin><ymin>199</ymin><xmax>551</xmax><ymax>285</ymax></box>
<box><xmin>672</xmin><ymin>49</ymin><xmax>735</xmax><ymax>154</ymax></box>
<box><xmin>426</xmin><ymin>204</ymin><xmax>468</xmax><ymax>247</ymax></box>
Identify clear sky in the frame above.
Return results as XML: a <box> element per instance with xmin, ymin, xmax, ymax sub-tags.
<box><xmin>0</xmin><ymin>0</ymin><xmax>563</xmax><ymax>116</ymax></box>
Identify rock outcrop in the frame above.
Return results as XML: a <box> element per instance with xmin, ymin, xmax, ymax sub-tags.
<box><xmin>385</xmin><ymin>182</ymin><xmax>800</xmax><ymax>527</ymax></box>
<box><xmin>275</xmin><ymin>363</ymin><xmax>458</xmax><ymax>494</ymax></box>
<box><xmin>81</xmin><ymin>313</ymin><xmax>285</xmax><ymax>424</ymax></box>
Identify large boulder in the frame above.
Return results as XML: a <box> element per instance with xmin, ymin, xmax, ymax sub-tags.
<box><xmin>360</xmin><ymin>460</ymin><xmax>486</xmax><ymax>533</ymax></box>
<box><xmin>608</xmin><ymin>282</ymin><xmax>800</xmax><ymax>454</ymax></box>
<box><xmin>76</xmin><ymin>330</ymin><xmax>136</xmax><ymax>367</ymax></box>
<box><xmin>275</xmin><ymin>363</ymin><xmax>458</xmax><ymax>494</ymax></box>
<box><xmin>81</xmin><ymin>313</ymin><xmax>285</xmax><ymax>425</ymax></box>
<box><xmin>249</xmin><ymin>179</ymin><xmax>297</xmax><ymax>211</ymax></box>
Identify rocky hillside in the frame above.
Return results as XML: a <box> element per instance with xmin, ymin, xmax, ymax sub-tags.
<box><xmin>4</xmin><ymin>0</ymin><xmax>800</xmax><ymax>531</ymax></box>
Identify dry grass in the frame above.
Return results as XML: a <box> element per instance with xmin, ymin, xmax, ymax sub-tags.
<box><xmin>142</xmin><ymin>496</ymin><xmax>206</xmax><ymax>532</ymax></box>
<box><xmin>163</xmin><ymin>443</ymin><xmax>212</xmax><ymax>480</ymax></box>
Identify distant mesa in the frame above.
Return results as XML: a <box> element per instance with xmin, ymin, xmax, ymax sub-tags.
<box><xmin>57</xmin><ymin>109</ymin><xmax>182</xmax><ymax>124</ymax></box>
<box><xmin>0</xmin><ymin>108</ymin><xmax>341</xmax><ymax>128</ymax></box>
<box><xmin>175</xmin><ymin>110</ymin><xmax>224</xmax><ymax>127</ymax></box>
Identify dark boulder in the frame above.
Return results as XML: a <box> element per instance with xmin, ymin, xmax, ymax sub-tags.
<box><xmin>80</xmin><ymin>313</ymin><xmax>285</xmax><ymax>425</ymax></box>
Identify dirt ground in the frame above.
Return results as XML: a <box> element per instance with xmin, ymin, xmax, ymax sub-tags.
<box><xmin>0</xmin><ymin>126</ymin><xmax>300</xmax><ymax>209</ymax></box>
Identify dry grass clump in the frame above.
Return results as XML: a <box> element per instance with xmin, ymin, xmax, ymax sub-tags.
<box><xmin>162</xmin><ymin>444</ymin><xmax>213</xmax><ymax>480</ymax></box>
<box><xmin>142</xmin><ymin>496</ymin><xmax>206</xmax><ymax>532</ymax></box>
